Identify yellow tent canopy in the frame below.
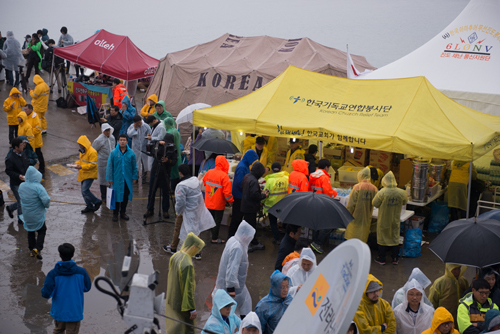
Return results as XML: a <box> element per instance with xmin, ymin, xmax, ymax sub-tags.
<box><xmin>193</xmin><ymin>66</ymin><xmax>500</xmax><ymax>161</ymax></box>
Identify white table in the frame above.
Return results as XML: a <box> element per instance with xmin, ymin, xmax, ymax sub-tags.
<box><xmin>407</xmin><ymin>188</ymin><xmax>446</xmax><ymax>207</ymax></box>
<box><xmin>372</xmin><ymin>208</ymin><xmax>415</xmax><ymax>222</ymax></box>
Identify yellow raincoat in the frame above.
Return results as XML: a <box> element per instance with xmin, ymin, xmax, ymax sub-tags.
<box><xmin>75</xmin><ymin>135</ymin><xmax>98</xmax><ymax>182</ymax></box>
<box><xmin>429</xmin><ymin>264</ymin><xmax>469</xmax><ymax>323</ymax></box>
<box><xmin>165</xmin><ymin>233</ymin><xmax>205</xmax><ymax>334</ymax></box>
<box><xmin>367</xmin><ymin>166</ymin><xmax>384</xmax><ymax>189</ymax></box>
<box><xmin>283</xmin><ymin>146</ymin><xmax>305</xmax><ymax>174</ymax></box>
<box><xmin>265</xmin><ymin>136</ymin><xmax>278</xmax><ymax>165</ymax></box>
<box><xmin>140</xmin><ymin>94</ymin><xmax>158</xmax><ymax>117</ymax></box>
<box><xmin>17</xmin><ymin>112</ymin><xmax>35</xmax><ymax>148</ymax></box>
<box><xmin>25</xmin><ymin>111</ymin><xmax>43</xmax><ymax>148</ymax></box>
<box><xmin>3</xmin><ymin>87</ymin><xmax>27</xmax><ymax>125</ymax></box>
<box><xmin>373</xmin><ymin>172</ymin><xmax>408</xmax><ymax>246</ymax></box>
<box><xmin>251</xmin><ymin>144</ymin><xmax>272</xmax><ymax>170</ymax></box>
<box><xmin>242</xmin><ymin>135</ymin><xmax>257</xmax><ymax>153</ymax></box>
<box><xmin>354</xmin><ymin>274</ymin><xmax>396</xmax><ymax>334</ymax></box>
<box><xmin>30</xmin><ymin>75</ymin><xmax>49</xmax><ymax>131</ymax></box>
<box><xmin>345</xmin><ymin>167</ymin><xmax>378</xmax><ymax>243</ymax></box>
<box><xmin>448</xmin><ymin>161</ymin><xmax>477</xmax><ymax>212</ymax></box>
<box><xmin>421</xmin><ymin>307</ymin><xmax>460</xmax><ymax>334</ymax></box>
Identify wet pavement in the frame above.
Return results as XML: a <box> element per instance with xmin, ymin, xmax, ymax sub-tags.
<box><xmin>0</xmin><ymin>75</ymin><xmax>477</xmax><ymax>334</ymax></box>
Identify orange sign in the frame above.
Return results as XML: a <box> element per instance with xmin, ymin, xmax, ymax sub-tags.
<box><xmin>306</xmin><ymin>273</ymin><xmax>330</xmax><ymax>316</ymax></box>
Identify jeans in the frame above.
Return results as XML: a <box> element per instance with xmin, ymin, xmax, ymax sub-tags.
<box><xmin>227</xmin><ymin>198</ymin><xmax>242</xmax><ymax>239</ymax></box>
<box><xmin>268</xmin><ymin>213</ymin><xmax>281</xmax><ymax>242</ymax></box>
<box><xmin>81</xmin><ymin>179</ymin><xmax>100</xmax><ymax>208</ymax></box>
<box><xmin>378</xmin><ymin>244</ymin><xmax>399</xmax><ymax>262</ymax></box>
<box><xmin>27</xmin><ymin>223</ymin><xmax>47</xmax><ymax>251</ymax></box>
<box><xmin>312</xmin><ymin>229</ymin><xmax>333</xmax><ymax>245</ymax></box>
<box><xmin>114</xmin><ymin>183</ymin><xmax>129</xmax><ymax>215</ymax></box>
<box><xmin>35</xmin><ymin>147</ymin><xmax>45</xmax><ymax>174</ymax></box>
<box><xmin>5</xmin><ymin>69</ymin><xmax>19</xmax><ymax>86</ymax></box>
<box><xmin>8</xmin><ymin>184</ymin><xmax>22</xmax><ymax>215</ymax></box>
<box><xmin>209</xmin><ymin>209</ymin><xmax>224</xmax><ymax>241</ymax></box>
<box><xmin>242</xmin><ymin>211</ymin><xmax>260</xmax><ymax>245</ymax></box>
<box><xmin>8</xmin><ymin>125</ymin><xmax>18</xmax><ymax>144</ymax></box>
<box><xmin>147</xmin><ymin>166</ymin><xmax>170</xmax><ymax>213</ymax></box>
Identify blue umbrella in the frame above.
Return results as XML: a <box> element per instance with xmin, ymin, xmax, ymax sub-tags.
<box><xmin>478</xmin><ymin>209</ymin><xmax>500</xmax><ymax>221</ymax></box>
<box><xmin>86</xmin><ymin>94</ymin><xmax>100</xmax><ymax>125</ymax></box>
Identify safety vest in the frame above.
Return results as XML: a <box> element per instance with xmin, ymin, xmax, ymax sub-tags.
<box><xmin>459</xmin><ymin>292</ymin><xmax>497</xmax><ymax>324</ymax></box>
<box><xmin>203</xmin><ymin>163</ymin><xmax>233</xmax><ymax>210</ymax></box>
<box><xmin>263</xmin><ymin>171</ymin><xmax>289</xmax><ymax>213</ymax></box>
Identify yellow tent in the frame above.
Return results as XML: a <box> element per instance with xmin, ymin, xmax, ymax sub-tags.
<box><xmin>193</xmin><ymin>66</ymin><xmax>500</xmax><ymax>161</ymax></box>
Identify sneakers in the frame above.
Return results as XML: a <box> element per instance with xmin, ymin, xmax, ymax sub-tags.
<box><xmin>81</xmin><ymin>207</ymin><xmax>94</xmax><ymax>214</ymax></box>
<box><xmin>163</xmin><ymin>245</ymin><xmax>177</xmax><ymax>254</ymax></box>
<box><xmin>392</xmin><ymin>258</ymin><xmax>399</xmax><ymax>265</ymax></box>
<box><xmin>120</xmin><ymin>213</ymin><xmax>129</xmax><ymax>220</ymax></box>
<box><xmin>163</xmin><ymin>213</ymin><xmax>170</xmax><ymax>219</ymax></box>
<box><xmin>194</xmin><ymin>253</ymin><xmax>202</xmax><ymax>260</ymax></box>
<box><xmin>375</xmin><ymin>258</ymin><xmax>386</xmax><ymax>265</ymax></box>
<box><xmin>31</xmin><ymin>248</ymin><xmax>42</xmax><ymax>259</ymax></box>
<box><xmin>310</xmin><ymin>242</ymin><xmax>324</xmax><ymax>254</ymax></box>
<box><xmin>42</xmin><ymin>130</ymin><xmax>47</xmax><ymax>135</ymax></box>
<box><xmin>252</xmin><ymin>243</ymin><xmax>265</xmax><ymax>251</ymax></box>
<box><xmin>112</xmin><ymin>214</ymin><xmax>119</xmax><ymax>222</ymax></box>
<box><xmin>93</xmin><ymin>200</ymin><xmax>103</xmax><ymax>212</ymax></box>
<box><xmin>143</xmin><ymin>210</ymin><xmax>154</xmax><ymax>218</ymax></box>
<box><xmin>6</xmin><ymin>206</ymin><xmax>14</xmax><ymax>218</ymax></box>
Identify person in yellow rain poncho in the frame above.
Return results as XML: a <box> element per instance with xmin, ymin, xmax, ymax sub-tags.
<box><xmin>283</xmin><ymin>138</ymin><xmax>305</xmax><ymax>174</ymax></box>
<box><xmin>73</xmin><ymin>135</ymin><xmax>101</xmax><ymax>214</ymax></box>
<box><xmin>367</xmin><ymin>165</ymin><xmax>384</xmax><ymax>189</ymax></box>
<box><xmin>263</xmin><ymin>136</ymin><xmax>278</xmax><ymax>166</ymax></box>
<box><xmin>242</xmin><ymin>134</ymin><xmax>257</xmax><ymax>154</ymax></box>
<box><xmin>373</xmin><ymin>171</ymin><xmax>408</xmax><ymax>265</ymax></box>
<box><xmin>421</xmin><ymin>307</ymin><xmax>460</xmax><ymax>334</ymax></box>
<box><xmin>448</xmin><ymin>160</ymin><xmax>477</xmax><ymax>221</ymax></box>
<box><xmin>345</xmin><ymin>167</ymin><xmax>378</xmax><ymax>243</ymax></box>
<box><xmin>251</xmin><ymin>136</ymin><xmax>272</xmax><ymax>173</ymax></box>
<box><xmin>139</xmin><ymin>94</ymin><xmax>158</xmax><ymax>118</ymax></box>
<box><xmin>3</xmin><ymin>87</ymin><xmax>27</xmax><ymax>144</ymax></box>
<box><xmin>23</xmin><ymin>104</ymin><xmax>45</xmax><ymax>176</ymax></box>
<box><xmin>29</xmin><ymin>74</ymin><xmax>49</xmax><ymax>133</ymax></box>
<box><xmin>165</xmin><ymin>233</ymin><xmax>205</xmax><ymax>334</ymax></box>
<box><xmin>354</xmin><ymin>274</ymin><xmax>396</xmax><ymax>334</ymax></box>
<box><xmin>429</xmin><ymin>264</ymin><xmax>469</xmax><ymax>324</ymax></box>
<box><xmin>17</xmin><ymin>111</ymin><xmax>35</xmax><ymax>148</ymax></box>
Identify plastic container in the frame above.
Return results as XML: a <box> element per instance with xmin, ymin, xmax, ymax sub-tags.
<box><xmin>338</xmin><ymin>166</ymin><xmax>364</xmax><ymax>183</ymax></box>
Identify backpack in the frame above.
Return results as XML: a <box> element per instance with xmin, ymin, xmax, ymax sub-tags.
<box><xmin>56</xmin><ymin>97</ymin><xmax>67</xmax><ymax>108</ymax></box>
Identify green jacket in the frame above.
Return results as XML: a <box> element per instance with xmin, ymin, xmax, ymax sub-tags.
<box><xmin>152</xmin><ymin>100</ymin><xmax>172</xmax><ymax>122</ymax></box>
<box><xmin>457</xmin><ymin>292</ymin><xmax>499</xmax><ymax>334</ymax></box>
<box><xmin>262</xmin><ymin>171</ymin><xmax>289</xmax><ymax>213</ymax></box>
<box><xmin>28</xmin><ymin>41</ymin><xmax>43</xmax><ymax>70</ymax></box>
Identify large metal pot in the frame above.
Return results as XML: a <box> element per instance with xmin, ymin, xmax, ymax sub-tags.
<box><xmin>411</xmin><ymin>158</ymin><xmax>430</xmax><ymax>202</ymax></box>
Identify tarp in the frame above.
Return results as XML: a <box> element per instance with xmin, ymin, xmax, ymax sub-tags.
<box><xmin>359</xmin><ymin>0</ymin><xmax>500</xmax><ymax>117</ymax></box>
<box><xmin>146</xmin><ymin>33</ymin><xmax>375</xmax><ymax>115</ymax></box>
<box><xmin>193</xmin><ymin>66</ymin><xmax>500</xmax><ymax>161</ymax></box>
<box><xmin>54</xmin><ymin>29</ymin><xmax>158</xmax><ymax>81</ymax></box>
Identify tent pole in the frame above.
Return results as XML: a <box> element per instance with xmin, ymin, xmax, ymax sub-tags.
<box><xmin>49</xmin><ymin>51</ymin><xmax>55</xmax><ymax>92</ymax></box>
<box><xmin>192</xmin><ymin>126</ymin><xmax>195</xmax><ymax>176</ymax></box>
<box><xmin>466</xmin><ymin>160</ymin><xmax>473</xmax><ymax>218</ymax></box>
<box><xmin>319</xmin><ymin>141</ymin><xmax>323</xmax><ymax>158</ymax></box>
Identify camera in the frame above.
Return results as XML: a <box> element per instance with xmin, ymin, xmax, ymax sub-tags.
<box><xmin>146</xmin><ymin>140</ymin><xmax>176</xmax><ymax>163</ymax></box>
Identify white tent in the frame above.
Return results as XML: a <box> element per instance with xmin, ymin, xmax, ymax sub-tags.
<box><xmin>359</xmin><ymin>0</ymin><xmax>500</xmax><ymax>116</ymax></box>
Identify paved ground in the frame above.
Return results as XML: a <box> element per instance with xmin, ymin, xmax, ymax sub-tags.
<box><xmin>0</xmin><ymin>75</ymin><xmax>477</xmax><ymax>334</ymax></box>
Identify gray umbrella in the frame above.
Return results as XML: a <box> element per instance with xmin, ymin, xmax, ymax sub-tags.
<box><xmin>192</xmin><ymin>137</ymin><xmax>239</xmax><ymax>155</ymax></box>
<box><xmin>429</xmin><ymin>217</ymin><xmax>500</xmax><ymax>268</ymax></box>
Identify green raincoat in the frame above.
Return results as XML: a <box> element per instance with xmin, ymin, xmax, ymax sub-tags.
<box><xmin>165</xmin><ymin>233</ymin><xmax>205</xmax><ymax>334</ymax></box>
<box><xmin>429</xmin><ymin>264</ymin><xmax>469</xmax><ymax>324</ymax></box>
<box><xmin>345</xmin><ymin>167</ymin><xmax>378</xmax><ymax>243</ymax></box>
<box><xmin>164</xmin><ymin>117</ymin><xmax>181</xmax><ymax>179</ymax></box>
<box><xmin>152</xmin><ymin>100</ymin><xmax>173</xmax><ymax>122</ymax></box>
<box><xmin>373</xmin><ymin>171</ymin><xmax>408</xmax><ymax>246</ymax></box>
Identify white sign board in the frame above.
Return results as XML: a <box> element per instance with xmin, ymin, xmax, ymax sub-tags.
<box><xmin>274</xmin><ymin>239</ymin><xmax>371</xmax><ymax>334</ymax></box>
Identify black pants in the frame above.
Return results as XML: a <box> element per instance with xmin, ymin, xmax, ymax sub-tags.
<box><xmin>171</xmin><ymin>178</ymin><xmax>180</xmax><ymax>194</ymax></box>
<box><xmin>378</xmin><ymin>244</ymin><xmax>399</xmax><ymax>262</ymax></box>
<box><xmin>26</xmin><ymin>58</ymin><xmax>41</xmax><ymax>81</ymax></box>
<box><xmin>188</xmin><ymin>164</ymin><xmax>201</xmax><ymax>176</ymax></box>
<box><xmin>8</xmin><ymin>125</ymin><xmax>18</xmax><ymax>144</ymax></box>
<box><xmin>66</xmin><ymin>60</ymin><xmax>71</xmax><ymax>74</ymax></box>
<box><xmin>114</xmin><ymin>183</ymin><xmax>130</xmax><ymax>215</ymax></box>
<box><xmin>227</xmin><ymin>198</ymin><xmax>242</xmax><ymax>239</ymax></box>
<box><xmin>312</xmin><ymin>229</ymin><xmax>333</xmax><ymax>245</ymax></box>
<box><xmin>242</xmin><ymin>211</ymin><xmax>260</xmax><ymax>245</ymax></box>
<box><xmin>268</xmin><ymin>213</ymin><xmax>282</xmax><ymax>241</ymax></box>
<box><xmin>100</xmin><ymin>185</ymin><xmax>107</xmax><ymax>201</ymax></box>
<box><xmin>35</xmin><ymin>147</ymin><xmax>45</xmax><ymax>175</ymax></box>
<box><xmin>147</xmin><ymin>167</ymin><xmax>170</xmax><ymax>213</ymax></box>
<box><xmin>28</xmin><ymin>223</ymin><xmax>47</xmax><ymax>251</ymax></box>
<box><xmin>450</xmin><ymin>208</ymin><xmax>466</xmax><ymax>222</ymax></box>
<box><xmin>209</xmin><ymin>209</ymin><xmax>224</xmax><ymax>241</ymax></box>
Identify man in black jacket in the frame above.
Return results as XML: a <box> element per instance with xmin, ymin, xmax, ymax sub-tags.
<box><xmin>241</xmin><ymin>161</ymin><xmax>269</xmax><ymax>252</ymax></box>
<box><xmin>44</xmin><ymin>39</ymin><xmax>65</xmax><ymax>93</ymax></box>
<box><xmin>100</xmin><ymin>105</ymin><xmax>123</xmax><ymax>142</ymax></box>
<box><xmin>275</xmin><ymin>224</ymin><xmax>302</xmax><ymax>271</ymax></box>
<box><xmin>5</xmin><ymin>137</ymin><xmax>30</xmax><ymax>224</ymax></box>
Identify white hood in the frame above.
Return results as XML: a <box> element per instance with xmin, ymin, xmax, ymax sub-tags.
<box><xmin>238</xmin><ymin>311</ymin><xmax>262</xmax><ymax>334</ymax></box>
<box><xmin>179</xmin><ymin>176</ymin><xmax>200</xmax><ymax>189</ymax></box>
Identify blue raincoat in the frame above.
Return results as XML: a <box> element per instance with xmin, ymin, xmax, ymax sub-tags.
<box><xmin>481</xmin><ymin>309</ymin><xmax>500</xmax><ymax>333</ymax></box>
<box><xmin>255</xmin><ymin>270</ymin><xmax>293</xmax><ymax>334</ymax></box>
<box><xmin>233</xmin><ymin>150</ymin><xmax>259</xmax><ymax>199</ymax></box>
<box><xmin>19</xmin><ymin>166</ymin><xmax>50</xmax><ymax>231</ymax></box>
<box><xmin>203</xmin><ymin>289</ymin><xmax>241</xmax><ymax>334</ymax></box>
<box><xmin>106</xmin><ymin>144</ymin><xmax>138</xmax><ymax>202</ymax></box>
<box><xmin>119</xmin><ymin>96</ymin><xmax>136</xmax><ymax>144</ymax></box>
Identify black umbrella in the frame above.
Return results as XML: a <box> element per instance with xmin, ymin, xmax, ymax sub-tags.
<box><xmin>192</xmin><ymin>137</ymin><xmax>239</xmax><ymax>154</ymax></box>
<box><xmin>268</xmin><ymin>192</ymin><xmax>353</xmax><ymax>230</ymax></box>
<box><xmin>429</xmin><ymin>218</ymin><xmax>500</xmax><ymax>268</ymax></box>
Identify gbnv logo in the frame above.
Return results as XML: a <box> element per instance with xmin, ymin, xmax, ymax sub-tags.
<box><xmin>289</xmin><ymin>96</ymin><xmax>305</xmax><ymax>104</ymax></box>
<box><xmin>305</xmin><ymin>273</ymin><xmax>330</xmax><ymax>316</ymax></box>
<box><xmin>441</xmin><ymin>24</ymin><xmax>496</xmax><ymax>61</ymax></box>
<box><xmin>209</xmin><ymin>187</ymin><xmax>217</xmax><ymax>197</ymax></box>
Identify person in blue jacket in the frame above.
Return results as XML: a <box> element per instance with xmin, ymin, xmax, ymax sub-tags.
<box><xmin>19</xmin><ymin>166</ymin><xmax>50</xmax><ymax>259</ymax></box>
<box><xmin>106</xmin><ymin>134</ymin><xmax>138</xmax><ymax>222</ymax></box>
<box><xmin>203</xmin><ymin>289</ymin><xmax>242</xmax><ymax>334</ymax></box>
<box><xmin>255</xmin><ymin>270</ymin><xmax>293</xmax><ymax>334</ymax></box>
<box><xmin>227</xmin><ymin>150</ymin><xmax>259</xmax><ymax>239</ymax></box>
<box><xmin>41</xmin><ymin>243</ymin><xmax>91</xmax><ymax>333</ymax></box>
<box><xmin>119</xmin><ymin>95</ymin><xmax>136</xmax><ymax>146</ymax></box>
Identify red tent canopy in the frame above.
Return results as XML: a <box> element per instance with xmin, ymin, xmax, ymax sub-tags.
<box><xmin>54</xmin><ymin>29</ymin><xmax>158</xmax><ymax>81</ymax></box>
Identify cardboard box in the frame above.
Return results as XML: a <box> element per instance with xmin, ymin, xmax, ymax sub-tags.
<box><xmin>398</xmin><ymin>159</ymin><xmax>413</xmax><ymax>187</ymax></box>
<box><xmin>371</xmin><ymin>162</ymin><xmax>392</xmax><ymax>175</ymax></box>
<box><xmin>323</xmin><ymin>146</ymin><xmax>345</xmax><ymax>160</ymax></box>
<box><xmin>346</xmin><ymin>147</ymin><xmax>370</xmax><ymax>166</ymax></box>
<box><xmin>370</xmin><ymin>150</ymin><xmax>393</xmax><ymax>165</ymax></box>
